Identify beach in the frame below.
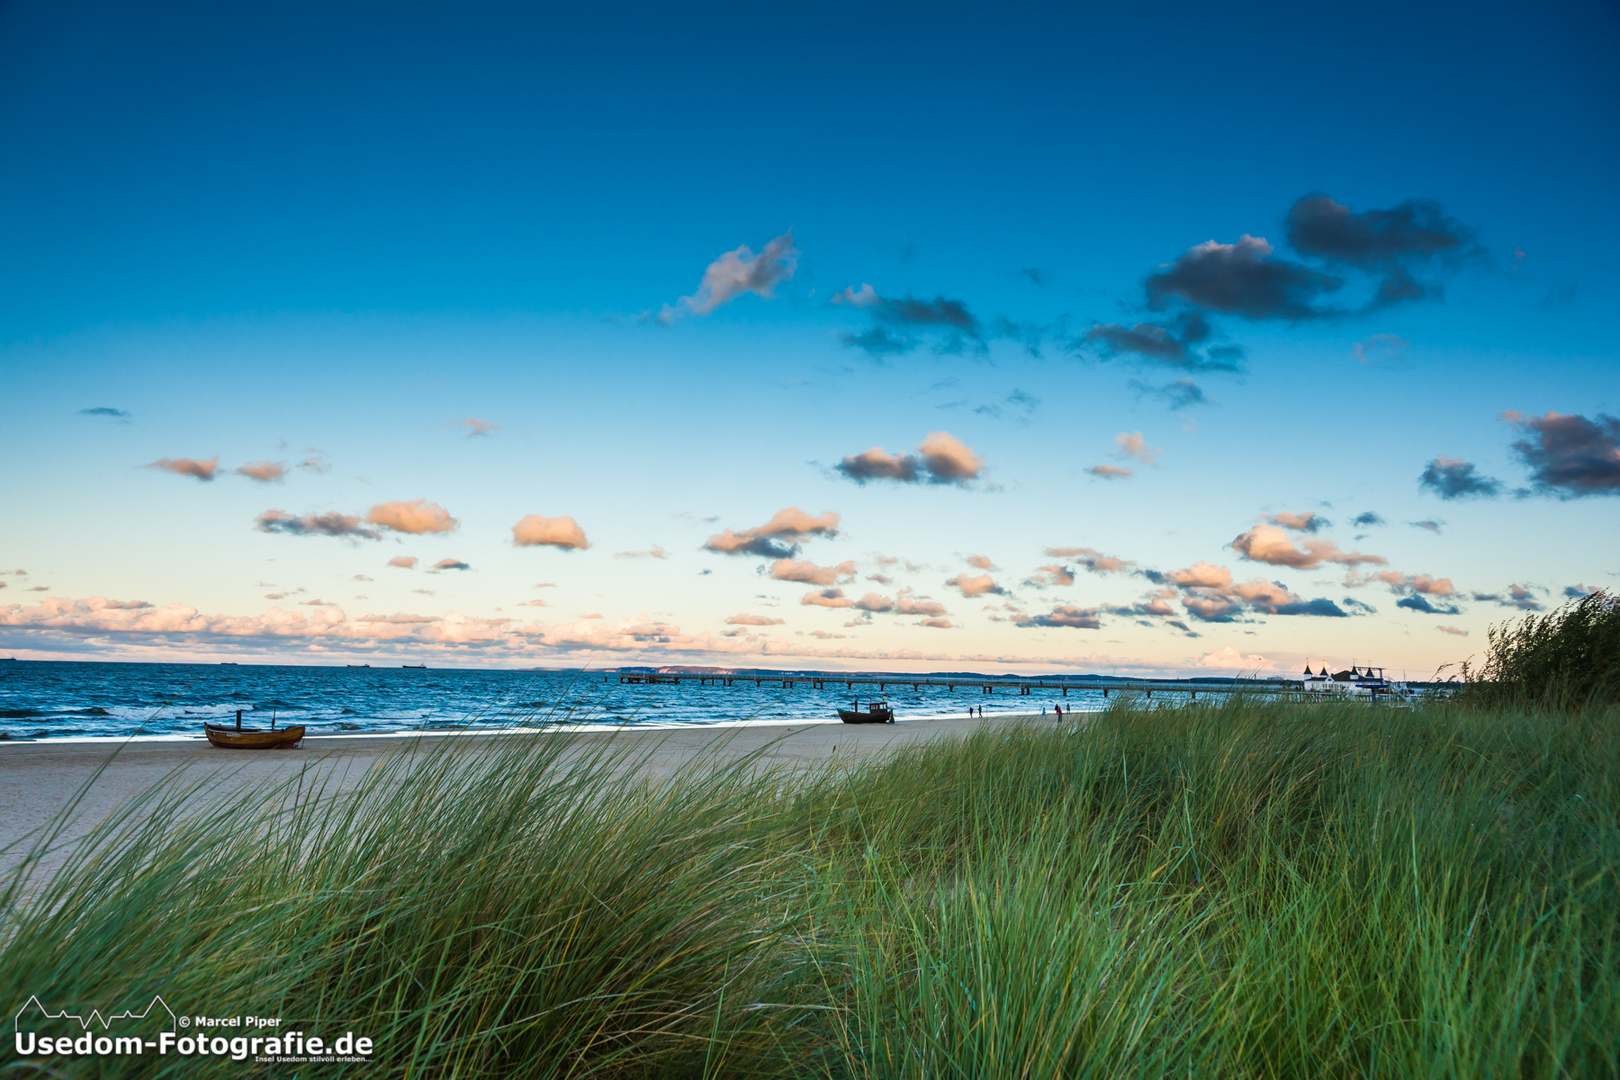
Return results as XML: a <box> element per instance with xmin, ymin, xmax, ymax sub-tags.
<box><xmin>0</xmin><ymin>712</ymin><xmax>1046</xmax><ymax>875</ymax></box>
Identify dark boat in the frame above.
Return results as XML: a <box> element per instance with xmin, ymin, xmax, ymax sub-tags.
<box><xmin>204</xmin><ymin>723</ymin><xmax>305</xmax><ymax>749</ymax></box>
<box><xmin>402</xmin><ymin>664</ymin><xmax>427</xmax><ymax>669</ymax></box>
<box><xmin>837</xmin><ymin>700</ymin><xmax>894</xmax><ymax>724</ymax></box>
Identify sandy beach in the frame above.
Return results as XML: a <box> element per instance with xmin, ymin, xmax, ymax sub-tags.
<box><xmin>0</xmin><ymin>712</ymin><xmax>1049</xmax><ymax>876</ymax></box>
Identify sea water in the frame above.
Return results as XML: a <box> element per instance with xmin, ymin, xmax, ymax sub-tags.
<box><xmin>0</xmin><ymin>661</ymin><xmax>1108</xmax><ymax>741</ymax></box>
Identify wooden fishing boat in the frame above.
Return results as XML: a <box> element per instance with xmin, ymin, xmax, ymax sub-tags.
<box><xmin>204</xmin><ymin>723</ymin><xmax>305</xmax><ymax>749</ymax></box>
<box><xmin>837</xmin><ymin>700</ymin><xmax>894</xmax><ymax>724</ymax></box>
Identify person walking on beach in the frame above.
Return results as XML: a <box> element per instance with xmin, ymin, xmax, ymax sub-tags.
<box><xmin>1054</xmin><ymin>703</ymin><xmax>1063</xmax><ymax>722</ymax></box>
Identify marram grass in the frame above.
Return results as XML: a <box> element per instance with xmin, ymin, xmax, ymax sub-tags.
<box><xmin>3</xmin><ymin>697</ymin><xmax>1616</xmax><ymax>1078</ymax></box>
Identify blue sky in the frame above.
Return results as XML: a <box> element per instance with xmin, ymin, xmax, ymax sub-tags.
<box><xmin>1</xmin><ymin>0</ymin><xmax>1616</xmax><ymax>675</ymax></box>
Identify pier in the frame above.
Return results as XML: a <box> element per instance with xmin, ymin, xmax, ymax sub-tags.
<box><xmin>610</xmin><ymin>671</ymin><xmax>1308</xmax><ymax>700</ymax></box>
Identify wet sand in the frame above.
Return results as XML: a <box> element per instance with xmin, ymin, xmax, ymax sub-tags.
<box><xmin>1</xmin><ymin>712</ymin><xmax>1057</xmax><ymax>877</ymax></box>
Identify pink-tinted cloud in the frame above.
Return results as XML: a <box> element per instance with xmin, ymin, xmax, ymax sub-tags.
<box><xmin>946</xmin><ymin>573</ymin><xmax>1005</xmax><ymax>598</ymax></box>
<box><xmin>704</xmin><ymin>507</ymin><xmax>839</xmax><ymax>558</ymax></box>
<box><xmin>853</xmin><ymin>592</ymin><xmax>894</xmax><ymax>612</ymax></box>
<box><xmin>770</xmin><ymin>559</ymin><xmax>857</xmax><ymax>586</ymax></box>
<box><xmin>1088</xmin><ymin>464</ymin><xmax>1133</xmax><ymax>479</ymax></box>
<box><xmin>456</xmin><ymin>417</ymin><xmax>500</xmax><ymax>437</ymax></box>
<box><xmin>1437</xmin><ymin>625</ymin><xmax>1468</xmax><ymax>636</ymax></box>
<box><xmin>895</xmin><ymin>593</ymin><xmax>947</xmax><ymax>616</ymax></box>
<box><xmin>387</xmin><ymin>556</ymin><xmax>419</xmax><ymax>569</ymax></box>
<box><xmin>1195</xmin><ymin>646</ymin><xmax>1272</xmax><ymax>671</ymax></box>
<box><xmin>1345</xmin><ymin>569</ymin><xmax>1456</xmax><ymax>595</ymax></box>
<box><xmin>919</xmin><ymin>618</ymin><xmax>953</xmax><ymax>629</ymax></box>
<box><xmin>661</xmin><ymin>230</ymin><xmax>798</xmax><ymax>322</ymax></box>
<box><xmin>256</xmin><ymin>510</ymin><xmax>378</xmax><ymax>539</ymax></box>
<box><xmin>1029</xmin><ymin>565</ymin><xmax>1075</xmax><ymax>587</ymax></box>
<box><xmin>1044</xmin><ymin>547</ymin><xmax>1134</xmax><ymax>574</ymax></box>
<box><xmin>235</xmin><ymin>461</ymin><xmax>287</xmax><ymax>483</ymax></box>
<box><xmin>917</xmin><ymin>432</ymin><xmax>984</xmax><ymax>482</ymax></box>
<box><xmin>1017</xmin><ymin>604</ymin><xmax>1101</xmax><ymax>629</ymax></box>
<box><xmin>1230</xmin><ymin>524</ymin><xmax>1385</xmax><ymax>569</ymax></box>
<box><xmin>512</xmin><ymin>514</ymin><xmax>590</xmax><ymax>550</ymax></box>
<box><xmin>614</xmin><ymin>545</ymin><xmax>669</xmax><ymax>559</ymax></box>
<box><xmin>726</xmin><ymin>613</ymin><xmax>785</xmax><ymax>626</ymax></box>
<box><xmin>431</xmin><ymin>558</ymin><xmax>471</xmax><ymax>571</ymax></box>
<box><xmin>367</xmin><ymin>499</ymin><xmax>459</xmax><ymax>535</ymax></box>
<box><xmin>965</xmin><ymin>555</ymin><xmax>996</xmax><ymax>570</ymax></box>
<box><xmin>1168</xmin><ymin>561</ymin><xmax>1233</xmax><ymax>588</ymax></box>
<box><xmin>835</xmin><ymin>431</ymin><xmax>985</xmax><ymax>486</ymax></box>
<box><xmin>149</xmin><ymin>456</ymin><xmax>219</xmax><ymax>481</ymax></box>
<box><xmin>801</xmin><ymin>588</ymin><xmax>853</xmax><ymax>608</ymax></box>
<box><xmin>1266</xmin><ymin>511</ymin><xmax>1327</xmax><ymax>532</ymax></box>
<box><xmin>1113</xmin><ymin>431</ymin><xmax>1162</xmax><ymax>466</ymax></box>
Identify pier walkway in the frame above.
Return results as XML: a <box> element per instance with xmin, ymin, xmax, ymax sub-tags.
<box><xmin>611</xmin><ymin>672</ymin><xmax>1301</xmax><ymax>700</ymax></box>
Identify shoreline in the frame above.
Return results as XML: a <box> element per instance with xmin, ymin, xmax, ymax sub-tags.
<box><xmin>0</xmin><ymin>711</ymin><xmax>1060</xmax><ymax>879</ymax></box>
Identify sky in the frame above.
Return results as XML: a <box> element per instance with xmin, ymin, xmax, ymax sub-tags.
<box><xmin>1</xmin><ymin>0</ymin><xmax>1617</xmax><ymax>676</ymax></box>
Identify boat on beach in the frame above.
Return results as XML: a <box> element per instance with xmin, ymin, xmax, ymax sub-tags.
<box><xmin>837</xmin><ymin>700</ymin><xmax>894</xmax><ymax>724</ymax></box>
<box><xmin>204</xmin><ymin>708</ymin><xmax>305</xmax><ymax>748</ymax></box>
<box><xmin>204</xmin><ymin>723</ymin><xmax>305</xmax><ymax>749</ymax></box>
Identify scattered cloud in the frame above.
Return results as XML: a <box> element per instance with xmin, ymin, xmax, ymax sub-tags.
<box><xmin>1503</xmin><ymin>410</ymin><xmax>1620</xmax><ymax>497</ymax></box>
<box><xmin>1352</xmin><ymin>333</ymin><xmax>1408</xmax><ymax>366</ymax></box>
<box><xmin>895</xmin><ymin>593</ymin><xmax>947</xmax><ymax>616</ymax></box>
<box><xmin>367</xmin><ymin>499</ymin><xmax>459</xmax><ymax>535</ymax></box>
<box><xmin>1112</xmin><ymin>431</ymin><xmax>1162</xmax><ymax>467</ymax></box>
<box><xmin>1345</xmin><ymin>570</ymin><xmax>1456</xmax><ymax>596</ymax></box>
<box><xmin>614</xmin><ymin>545</ymin><xmax>669</xmax><ymax>559</ymax></box>
<box><xmin>770</xmin><ymin>559</ymin><xmax>857</xmax><ymax>586</ymax></box>
<box><xmin>1081</xmin><ymin>311</ymin><xmax>1243</xmax><ymax>372</ymax></box>
<box><xmin>1410</xmin><ymin>520</ymin><xmax>1444</xmax><ymax>534</ymax></box>
<box><xmin>1352</xmin><ymin>511</ymin><xmax>1386</xmax><ymax>528</ymax></box>
<box><xmin>1028</xmin><ymin>564</ymin><xmax>1075</xmax><ymax>587</ymax></box>
<box><xmin>1266</xmin><ymin>511</ymin><xmax>1329</xmax><ymax>533</ymax></box>
<box><xmin>352</xmin><ymin>574</ymin><xmax>373</xmax><ymax>582</ymax></box>
<box><xmin>1088</xmin><ymin>464</ymin><xmax>1133</xmax><ymax>480</ymax></box>
<box><xmin>256</xmin><ymin>510</ymin><xmax>378</xmax><ymax>539</ymax></box>
<box><xmin>78</xmin><ymin>406</ymin><xmax>131</xmax><ymax>421</ymax></box>
<box><xmin>1017</xmin><ymin>604</ymin><xmax>1101</xmax><ymax>629</ymax></box>
<box><xmin>1081</xmin><ymin>193</ymin><xmax>1478</xmax><ymax>368</ymax></box>
<box><xmin>1128</xmin><ymin>377</ymin><xmax>1209</xmax><ymax>409</ymax></box>
<box><xmin>853</xmin><ymin>593</ymin><xmax>895</xmax><ymax>613</ymax></box>
<box><xmin>298</xmin><ymin>451</ymin><xmax>329</xmax><ymax>474</ymax></box>
<box><xmin>919</xmin><ymin>617</ymin><xmax>954</xmax><ymax>629</ymax></box>
<box><xmin>148</xmin><ymin>456</ymin><xmax>218</xmax><ymax>481</ymax></box>
<box><xmin>1437</xmin><ymin>625</ymin><xmax>1468</xmax><ymax>636</ymax></box>
<box><xmin>704</xmin><ymin>508</ymin><xmax>839</xmax><ymax>559</ymax></box>
<box><xmin>387</xmin><ymin>556</ymin><xmax>419</xmax><ymax>569</ymax></box>
<box><xmin>512</xmin><ymin>514</ymin><xmax>590</xmax><ymax>550</ymax></box>
<box><xmin>1170</xmin><ymin>562</ymin><xmax>1232</xmax><ymax>588</ymax></box>
<box><xmin>832</xmin><ymin>284</ymin><xmax>880</xmax><ymax>307</ymax></box>
<box><xmin>1396</xmin><ymin>594</ymin><xmax>1463</xmax><ymax>615</ymax></box>
<box><xmin>1419</xmin><ymin>456</ymin><xmax>1503</xmax><ymax>499</ymax></box>
<box><xmin>1564</xmin><ymin>584</ymin><xmax>1599</xmax><ymax>598</ymax></box>
<box><xmin>965</xmin><ymin>555</ymin><xmax>996</xmax><ymax>571</ymax></box>
<box><xmin>1045</xmin><ymin>547</ymin><xmax>1135</xmax><ymax>575</ymax></box>
<box><xmin>235</xmin><ymin>461</ymin><xmax>287</xmax><ymax>483</ymax></box>
<box><xmin>801</xmin><ymin>588</ymin><xmax>853</xmax><ymax>608</ymax></box>
<box><xmin>1472</xmin><ymin>584</ymin><xmax>1543</xmax><ymax>611</ymax></box>
<box><xmin>834</xmin><ymin>431</ymin><xmax>985</xmax><ymax>486</ymax></box>
<box><xmin>945</xmin><ymin>573</ymin><xmax>1005</xmax><ymax>598</ymax></box>
<box><xmin>430</xmin><ymin>558</ymin><xmax>471</xmax><ymax>572</ymax></box>
<box><xmin>1230</xmin><ymin>524</ymin><xmax>1385</xmax><ymax>569</ymax></box>
<box><xmin>661</xmin><ymin>231</ymin><xmax>798</xmax><ymax>323</ymax></box>
<box><xmin>455</xmin><ymin>417</ymin><xmax>501</xmax><ymax>437</ymax></box>
<box><xmin>1195</xmin><ymin>647</ymin><xmax>1271</xmax><ymax>671</ymax></box>
<box><xmin>726</xmin><ymin>613</ymin><xmax>785</xmax><ymax>626</ymax></box>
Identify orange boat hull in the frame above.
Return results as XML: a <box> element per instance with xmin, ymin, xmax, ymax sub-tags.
<box><xmin>204</xmin><ymin>724</ymin><xmax>306</xmax><ymax>749</ymax></box>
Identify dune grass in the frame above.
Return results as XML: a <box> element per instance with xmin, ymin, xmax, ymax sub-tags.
<box><xmin>3</xmin><ymin>696</ymin><xmax>1617</xmax><ymax>1077</ymax></box>
<box><xmin>1468</xmin><ymin>588</ymin><xmax>1619</xmax><ymax>709</ymax></box>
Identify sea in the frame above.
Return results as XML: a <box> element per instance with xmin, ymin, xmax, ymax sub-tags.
<box><xmin>0</xmin><ymin>661</ymin><xmax>1112</xmax><ymax>742</ymax></box>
